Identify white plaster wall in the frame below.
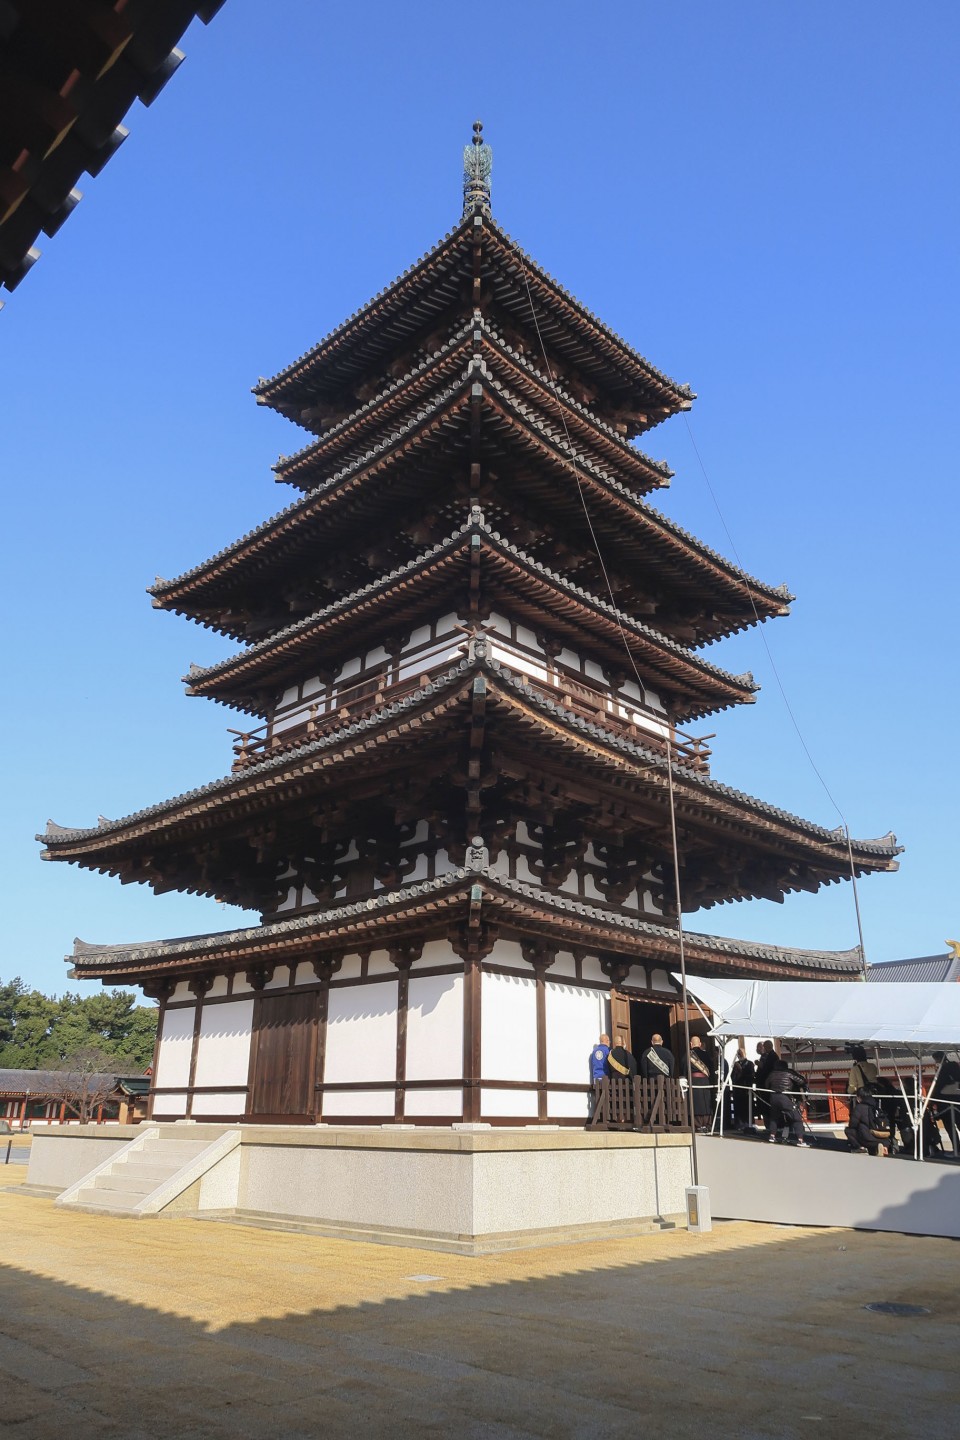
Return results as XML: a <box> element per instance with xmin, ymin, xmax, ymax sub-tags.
<box><xmin>292</xmin><ymin>961</ymin><xmax>319</xmax><ymax>987</ymax></box>
<box><xmin>154</xmin><ymin>1007</ymin><xmax>196</xmax><ymax>1090</ymax></box>
<box><xmin>649</xmin><ymin>968</ymin><xmax>676</xmax><ymax>995</ymax></box>
<box><xmin>205</xmin><ymin>975</ymin><xmax>230</xmax><ymax>999</ymax></box>
<box><xmin>480</xmin><ymin>970</ymin><xmax>537</xmax><ymax>1082</ymax></box>
<box><xmin>192</xmin><ymin>1000</ymin><xmax>254</xmax><ymax>1089</ymax></box>
<box><xmin>545</xmin><ymin>982</ymin><xmax>603</xmax><ymax>1085</ymax></box>
<box><xmin>169</xmin><ymin>981</ymin><xmax>191</xmax><ymax>1002</ymax></box>
<box><xmin>152</xmin><ymin>1091</ymin><xmax>188</xmax><ymax>1117</ymax></box>
<box><xmin>411</xmin><ymin>937</ymin><xmax>454</xmax><ymax>969</ymax></box>
<box><xmin>322</xmin><ymin>1089</ymin><xmax>395</xmax><ymax>1117</ymax></box>
<box><xmin>480</xmin><ymin>1088</ymin><xmax>539</xmax><ymax>1118</ymax></box>
<box><xmin>550</xmin><ymin>952</ymin><xmax>579</xmax><ymax>980</ymax></box>
<box><xmin>404</xmin><ymin>1088</ymin><xmax>463</xmax><ymax>1117</ymax></box>
<box><xmin>191</xmin><ymin>1092</ymin><xmax>247</xmax><ymax>1117</ymax></box>
<box><xmin>547</xmin><ymin>1089</ymin><xmax>590</xmax><ymax>1120</ymax></box>
<box><xmin>264</xmin><ymin>967</ymin><xmax>291</xmax><ymax>990</ymax></box>
<box><xmin>406</xmin><ymin>974</ymin><xmax>464</xmax><ymax>1081</ymax></box>
<box><xmin>366</xmin><ymin>949</ymin><xmax>394</xmax><ymax>976</ymax></box>
<box><xmin>325</xmin><ymin>980</ymin><xmax>397</xmax><ymax>1084</ymax></box>
<box><xmin>580</xmin><ymin>956</ymin><xmax>608</xmax><ymax>985</ymax></box>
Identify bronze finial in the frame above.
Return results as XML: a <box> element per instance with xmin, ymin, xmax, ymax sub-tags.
<box><xmin>463</xmin><ymin>120</ymin><xmax>492</xmax><ymax>218</ymax></box>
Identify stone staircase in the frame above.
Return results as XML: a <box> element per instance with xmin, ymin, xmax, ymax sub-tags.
<box><xmin>56</xmin><ymin>1126</ymin><xmax>241</xmax><ymax>1217</ymax></box>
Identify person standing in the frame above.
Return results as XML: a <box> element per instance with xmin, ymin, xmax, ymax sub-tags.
<box><xmin>687</xmin><ymin>1035</ymin><xmax>714</xmax><ymax>1131</ymax></box>
<box><xmin>731</xmin><ymin>1047</ymin><xmax>756</xmax><ymax>1131</ymax></box>
<box><xmin>846</xmin><ymin>1045</ymin><xmax>879</xmax><ymax>1096</ymax></box>
<box><xmin>587</xmin><ymin>1032</ymin><xmax>611</xmax><ymax>1118</ymax></box>
<box><xmin>754</xmin><ymin>1040</ymin><xmax>779</xmax><ymax>1128</ymax></box>
<box><xmin>639</xmin><ymin>1033</ymin><xmax>675</xmax><ymax>1080</ymax></box>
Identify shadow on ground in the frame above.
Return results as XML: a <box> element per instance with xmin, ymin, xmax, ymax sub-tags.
<box><xmin>1</xmin><ymin>1196</ymin><xmax>958</xmax><ymax>1440</ymax></box>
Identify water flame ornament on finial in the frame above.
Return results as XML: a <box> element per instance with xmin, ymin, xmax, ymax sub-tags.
<box><xmin>463</xmin><ymin>120</ymin><xmax>492</xmax><ymax>217</ymax></box>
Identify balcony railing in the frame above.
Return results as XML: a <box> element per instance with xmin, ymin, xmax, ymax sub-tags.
<box><xmin>228</xmin><ymin>637</ymin><xmax>713</xmax><ymax>775</ymax></box>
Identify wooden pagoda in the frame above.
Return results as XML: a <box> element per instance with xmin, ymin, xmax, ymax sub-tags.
<box><xmin>40</xmin><ymin>126</ymin><xmax>900</xmax><ymax>1127</ymax></box>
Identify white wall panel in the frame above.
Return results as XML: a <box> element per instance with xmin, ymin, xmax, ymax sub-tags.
<box><xmin>191</xmin><ymin>1091</ymin><xmax>247</xmax><ymax>1117</ymax></box>
<box><xmin>366</xmin><ymin>949</ymin><xmax>394</xmax><ymax>976</ymax></box>
<box><xmin>481</xmin><ymin>1088</ymin><xmax>538</xmax><ymax>1118</ymax></box>
<box><xmin>406</xmin><ymin>974</ymin><xmax>463</xmax><ymax>1080</ymax></box>
<box><xmin>547</xmin><ymin>1089</ymin><xmax>590</xmax><ymax>1119</ymax></box>
<box><xmin>193</xmin><ymin>999</ymin><xmax>254</xmax><ymax>1089</ymax></box>
<box><xmin>481</xmin><ymin>970</ymin><xmax>537</xmax><ymax>1081</ymax></box>
<box><xmin>152</xmin><ymin>1091</ymin><xmax>187</xmax><ymax>1116</ymax></box>
<box><xmin>322</xmin><ymin>1089</ymin><xmax>395</xmax><ymax>1117</ymax></box>
<box><xmin>154</xmin><ymin>1006</ymin><xmax>195</xmax><ymax>1090</ymax></box>
<box><xmin>545</xmin><ymin>982</ymin><xmax>604</xmax><ymax>1084</ymax></box>
<box><xmin>411</xmin><ymin>938</ymin><xmax>454</xmax><ymax>969</ymax></box>
<box><xmin>325</xmin><ymin>980</ymin><xmax>397</xmax><ymax>1084</ymax></box>
<box><xmin>404</xmin><ymin>1088</ymin><xmax>462</xmax><ymax>1116</ymax></box>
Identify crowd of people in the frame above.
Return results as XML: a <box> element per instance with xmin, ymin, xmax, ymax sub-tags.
<box><xmin>590</xmin><ymin>1029</ymin><xmax>960</xmax><ymax>1158</ymax></box>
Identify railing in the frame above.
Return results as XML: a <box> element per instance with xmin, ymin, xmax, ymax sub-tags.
<box><xmin>228</xmin><ymin>636</ymin><xmax>714</xmax><ymax>775</ymax></box>
<box><xmin>588</xmin><ymin>1075</ymin><xmax>688</xmax><ymax>1132</ymax></box>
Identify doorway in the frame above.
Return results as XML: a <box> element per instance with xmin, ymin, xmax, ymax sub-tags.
<box><xmin>248</xmin><ymin>990</ymin><xmax>319</xmax><ymax>1121</ymax></box>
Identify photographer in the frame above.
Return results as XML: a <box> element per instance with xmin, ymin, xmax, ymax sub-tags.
<box><xmin>766</xmin><ymin>1058</ymin><xmax>809</xmax><ymax>1147</ymax></box>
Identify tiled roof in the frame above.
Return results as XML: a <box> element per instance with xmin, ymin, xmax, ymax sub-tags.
<box><xmin>183</xmin><ymin>512</ymin><xmax>758</xmax><ymax>713</ymax></box>
<box><xmin>152</xmin><ymin>367</ymin><xmax>789</xmax><ymax>626</ymax></box>
<box><xmin>41</xmin><ymin>649</ymin><xmax>899</xmax><ymax>869</ymax></box>
<box><xmin>274</xmin><ymin>312</ymin><xmax>673</xmax><ymax>490</ymax></box>
<box><xmin>253</xmin><ymin>213</ymin><xmax>692</xmax><ymax>414</ymax></box>
<box><xmin>866</xmin><ymin>954</ymin><xmax>960</xmax><ymax>984</ymax></box>
<box><xmin>68</xmin><ymin>864</ymin><xmax>862</xmax><ymax>978</ymax></box>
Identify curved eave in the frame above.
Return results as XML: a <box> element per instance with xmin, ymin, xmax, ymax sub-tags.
<box><xmin>185</xmin><ymin>521</ymin><xmax>758</xmax><ymax>721</ymax></box>
<box><xmin>274</xmin><ymin>316</ymin><xmax>672</xmax><ymax>496</ymax></box>
<box><xmin>253</xmin><ymin>213</ymin><xmax>692</xmax><ymax>420</ymax></box>
<box><xmin>151</xmin><ymin>373</ymin><xmax>790</xmax><ymax>639</ymax></box>
<box><xmin>39</xmin><ymin>656</ymin><xmax>900</xmax><ymax>887</ymax></box>
<box><xmin>68</xmin><ymin>871</ymin><xmax>864</xmax><ymax>982</ymax></box>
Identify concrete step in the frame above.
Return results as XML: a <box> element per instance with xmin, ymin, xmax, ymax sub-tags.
<box><xmin>138</xmin><ymin>1143</ymin><xmax>208</xmax><ymax>1164</ymax></box>
<box><xmin>93</xmin><ymin>1171</ymin><xmax>160</xmax><ymax>1196</ymax></box>
<box><xmin>112</xmin><ymin>1162</ymin><xmax>185</xmax><ymax>1183</ymax></box>
<box><xmin>73</xmin><ymin>1187</ymin><xmax>143</xmax><ymax>1211</ymax></box>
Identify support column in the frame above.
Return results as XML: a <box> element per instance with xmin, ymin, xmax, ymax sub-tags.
<box><xmin>185</xmin><ymin>974</ymin><xmax>214</xmax><ymax>1117</ymax></box>
<box><xmin>311</xmin><ymin>952</ymin><xmax>343</xmax><ymax>1123</ymax></box>
<box><xmin>389</xmin><ymin>942</ymin><xmax>423</xmax><ymax>1122</ymax></box>
<box><xmin>522</xmin><ymin>940</ymin><xmax>557</xmax><ymax>1122</ymax></box>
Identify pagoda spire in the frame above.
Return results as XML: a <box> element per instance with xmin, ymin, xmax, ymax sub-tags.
<box><xmin>462</xmin><ymin>120</ymin><xmax>492</xmax><ymax>217</ymax></box>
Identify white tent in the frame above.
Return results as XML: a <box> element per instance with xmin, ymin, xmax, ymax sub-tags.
<box><xmin>675</xmin><ymin>976</ymin><xmax>960</xmax><ymax>1158</ymax></box>
<box><xmin>676</xmin><ymin>977</ymin><xmax>960</xmax><ymax>1048</ymax></box>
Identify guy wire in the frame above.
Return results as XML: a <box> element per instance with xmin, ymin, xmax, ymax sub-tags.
<box><xmin>682</xmin><ymin>416</ymin><xmax>868</xmax><ymax>973</ymax></box>
<box><xmin>518</xmin><ymin>257</ymin><xmax>700</xmax><ymax>1168</ymax></box>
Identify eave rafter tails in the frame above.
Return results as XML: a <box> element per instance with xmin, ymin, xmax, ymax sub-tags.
<box><xmin>271</xmin><ymin>315</ymin><xmax>673</xmax><ymax>499</ymax></box>
<box><xmin>39</xmin><ymin>655</ymin><xmax>900</xmax><ymax>912</ymax></box>
<box><xmin>150</xmin><ymin>374</ymin><xmax>789</xmax><ymax>646</ymax></box>
<box><xmin>252</xmin><ymin>214</ymin><xmax>693</xmax><ymax>435</ymax></box>
<box><xmin>66</xmin><ymin>869</ymin><xmax>868</xmax><ymax>987</ymax></box>
<box><xmin>184</xmin><ymin>516</ymin><xmax>758</xmax><ymax>723</ymax></box>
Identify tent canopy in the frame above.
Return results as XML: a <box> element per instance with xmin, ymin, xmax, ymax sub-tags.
<box><xmin>676</xmin><ymin>977</ymin><xmax>960</xmax><ymax>1049</ymax></box>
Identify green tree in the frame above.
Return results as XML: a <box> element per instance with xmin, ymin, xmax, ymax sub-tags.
<box><xmin>0</xmin><ymin>979</ymin><xmax>157</xmax><ymax>1071</ymax></box>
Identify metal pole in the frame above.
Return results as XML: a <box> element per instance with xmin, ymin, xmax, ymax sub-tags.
<box><xmin>665</xmin><ymin>733</ymin><xmax>699</xmax><ymax>1185</ymax></box>
<box><xmin>4</xmin><ymin>1138</ymin><xmax>11</xmax><ymax>1166</ymax></box>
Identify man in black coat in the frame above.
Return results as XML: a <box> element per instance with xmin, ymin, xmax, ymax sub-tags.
<box><xmin>766</xmin><ymin>1059</ymin><xmax>808</xmax><ymax>1147</ymax></box>
<box><xmin>639</xmin><ymin>1033</ymin><xmax>675</xmax><ymax>1080</ymax></box>
<box><xmin>846</xmin><ymin>1088</ymin><xmax>886</xmax><ymax>1156</ymax></box>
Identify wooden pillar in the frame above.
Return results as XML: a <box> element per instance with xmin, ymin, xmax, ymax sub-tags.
<box><xmin>185</xmin><ymin>974</ymin><xmax>214</xmax><ymax>1117</ymax></box>
<box><xmin>522</xmin><ymin>941</ymin><xmax>557</xmax><ymax>1123</ymax></box>
<box><xmin>141</xmin><ymin>976</ymin><xmax>176</xmax><ymax>1121</ymax></box>
<box><xmin>390</xmin><ymin>943</ymin><xmax>423</xmax><ymax>1122</ymax></box>
<box><xmin>452</xmin><ymin>919</ymin><xmax>497</xmax><ymax>1124</ymax></box>
<box><xmin>311</xmin><ymin>953</ymin><xmax>343</xmax><ymax>1123</ymax></box>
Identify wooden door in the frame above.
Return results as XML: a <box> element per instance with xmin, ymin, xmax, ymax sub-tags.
<box><xmin>610</xmin><ymin>991</ymin><xmax>631</xmax><ymax>1050</ymax></box>
<box><xmin>249</xmin><ymin>991</ymin><xmax>319</xmax><ymax>1121</ymax></box>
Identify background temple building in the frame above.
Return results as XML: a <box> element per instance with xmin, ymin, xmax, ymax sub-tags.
<box><xmin>40</xmin><ymin>126</ymin><xmax>900</xmax><ymax>1127</ymax></box>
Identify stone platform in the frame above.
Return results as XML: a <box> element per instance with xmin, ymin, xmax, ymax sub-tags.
<box><xmin>25</xmin><ymin>1123</ymin><xmax>693</xmax><ymax>1254</ymax></box>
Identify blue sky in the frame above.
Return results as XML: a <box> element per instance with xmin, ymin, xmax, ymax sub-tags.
<box><xmin>3</xmin><ymin>2</ymin><xmax>958</xmax><ymax>996</ymax></box>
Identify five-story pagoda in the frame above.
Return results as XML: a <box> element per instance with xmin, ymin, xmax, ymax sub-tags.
<box><xmin>41</xmin><ymin>127</ymin><xmax>899</xmax><ymax>1126</ymax></box>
